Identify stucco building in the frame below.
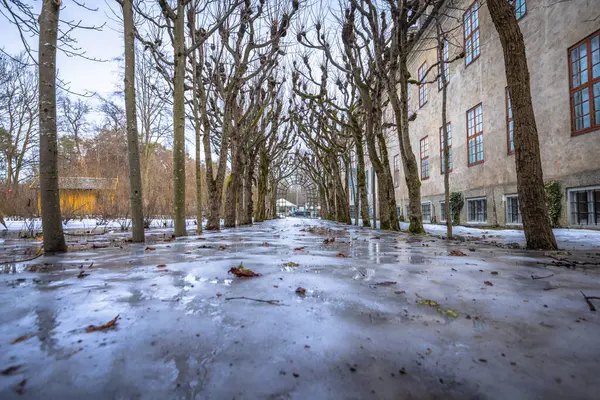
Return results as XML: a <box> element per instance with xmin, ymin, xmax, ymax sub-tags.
<box><xmin>371</xmin><ymin>0</ymin><xmax>600</xmax><ymax>229</ymax></box>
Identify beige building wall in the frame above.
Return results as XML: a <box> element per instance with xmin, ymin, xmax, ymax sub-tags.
<box><xmin>385</xmin><ymin>0</ymin><xmax>600</xmax><ymax>228</ymax></box>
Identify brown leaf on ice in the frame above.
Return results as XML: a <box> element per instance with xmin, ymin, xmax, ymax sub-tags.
<box><xmin>484</xmin><ymin>281</ymin><xmax>493</xmax><ymax>286</ymax></box>
<box><xmin>145</xmin><ymin>247</ymin><xmax>156</xmax><ymax>251</ymax></box>
<box><xmin>85</xmin><ymin>315</ymin><xmax>119</xmax><ymax>333</ymax></box>
<box><xmin>11</xmin><ymin>335</ymin><xmax>30</xmax><ymax>344</ymax></box>
<box><xmin>335</xmin><ymin>253</ymin><xmax>347</xmax><ymax>258</ymax></box>
<box><xmin>77</xmin><ymin>271</ymin><xmax>90</xmax><ymax>278</ymax></box>
<box><xmin>156</xmin><ymin>264</ymin><xmax>167</xmax><ymax>268</ymax></box>
<box><xmin>294</xmin><ymin>246</ymin><xmax>306</xmax><ymax>251</ymax></box>
<box><xmin>1</xmin><ymin>365</ymin><xmax>21</xmax><ymax>375</ymax></box>
<box><xmin>295</xmin><ymin>287</ymin><xmax>306</xmax><ymax>296</ymax></box>
<box><xmin>373</xmin><ymin>281</ymin><xmax>397</xmax><ymax>286</ymax></box>
<box><xmin>449</xmin><ymin>250</ymin><xmax>467</xmax><ymax>256</ymax></box>
<box><xmin>228</xmin><ymin>264</ymin><xmax>262</xmax><ymax>278</ymax></box>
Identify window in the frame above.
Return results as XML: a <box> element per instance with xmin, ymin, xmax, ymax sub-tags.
<box><xmin>440</xmin><ymin>201</ymin><xmax>454</xmax><ymax>222</ymax></box>
<box><xmin>509</xmin><ymin>0</ymin><xmax>526</xmax><ymax>20</ymax></box>
<box><xmin>440</xmin><ymin>123</ymin><xmax>453</xmax><ymax>174</ymax></box>
<box><xmin>393</xmin><ymin>155</ymin><xmax>400</xmax><ymax>187</ymax></box>
<box><xmin>467</xmin><ymin>198</ymin><xmax>487</xmax><ymax>223</ymax></box>
<box><xmin>569</xmin><ymin>30</ymin><xmax>600</xmax><ymax>135</ymax></box>
<box><xmin>467</xmin><ymin>104</ymin><xmax>484</xmax><ymax>166</ymax></box>
<box><xmin>569</xmin><ymin>186</ymin><xmax>600</xmax><ymax>226</ymax></box>
<box><xmin>506</xmin><ymin>88</ymin><xmax>515</xmax><ymax>154</ymax></box>
<box><xmin>464</xmin><ymin>1</ymin><xmax>480</xmax><ymax>66</ymax></box>
<box><xmin>506</xmin><ymin>195</ymin><xmax>522</xmax><ymax>224</ymax></box>
<box><xmin>405</xmin><ymin>205</ymin><xmax>411</xmax><ymax>219</ymax></box>
<box><xmin>421</xmin><ymin>202</ymin><xmax>432</xmax><ymax>223</ymax></box>
<box><xmin>420</xmin><ymin>136</ymin><xmax>430</xmax><ymax>180</ymax></box>
<box><xmin>418</xmin><ymin>62</ymin><xmax>428</xmax><ymax>107</ymax></box>
<box><xmin>438</xmin><ymin>40</ymin><xmax>450</xmax><ymax>90</ymax></box>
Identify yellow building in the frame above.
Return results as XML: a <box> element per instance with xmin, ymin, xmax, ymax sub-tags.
<box><xmin>31</xmin><ymin>177</ymin><xmax>118</xmax><ymax>216</ymax></box>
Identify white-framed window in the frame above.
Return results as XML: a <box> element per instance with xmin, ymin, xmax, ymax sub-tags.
<box><xmin>568</xmin><ymin>186</ymin><xmax>600</xmax><ymax>226</ymax></box>
<box><xmin>440</xmin><ymin>201</ymin><xmax>454</xmax><ymax>222</ymax></box>
<box><xmin>467</xmin><ymin>197</ymin><xmax>487</xmax><ymax>223</ymax></box>
<box><xmin>421</xmin><ymin>202</ymin><xmax>432</xmax><ymax>223</ymax></box>
<box><xmin>505</xmin><ymin>194</ymin><xmax>522</xmax><ymax>224</ymax></box>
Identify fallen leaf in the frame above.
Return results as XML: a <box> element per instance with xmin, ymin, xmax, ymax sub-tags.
<box><xmin>77</xmin><ymin>271</ymin><xmax>90</xmax><ymax>279</ymax></box>
<box><xmin>85</xmin><ymin>315</ymin><xmax>119</xmax><ymax>333</ymax></box>
<box><xmin>150</xmin><ymin>284</ymin><xmax>157</xmax><ymax>286</ymax></box>
<box><xmin>490</xmin><ymin>271</ymin><xmax>498</xmax><ymax>275</ymax></box>
<box><xmin>145</xmin><ymin>247</ymin><xmax>156</xmax><ymax>251</ymax></box>
<box><xmin>304</xmin><ymin>345</ymin><xmax>310</xmax><ymax>348</ymax></box>
<box><xmin>283</xmin><ymin>261</ymin><xmax>299</xmax><ymax>267</ymax></box>
<box><xmin>262</xmin><ymin>242</ymin><xmax>271</xmax><ymax>246</ymax></box>
<box><xmin>394</xmin><ymin>290</ymin><xmax>406</xmax><ymax>294</ymax></box>
<box><xmin>296</xmin><ymin>287</ymin><xmax>306</xmax><ymax>295</ymax></box>
<box><xmin>1</xmin><ymin>365</ymin><xmax>21</xmax><ymax>375</ymax></box>
<box><xmin>479</xmin><ymin>358</ymin><xmax>488</xmax><ymax>363</ymax></box>
<box><xmin>11</xmin><ymin>335</ymin><xmax>30</xmax><ymax>344</ymax></box>
<box><xmin>294</xmin><ymin>247</ymin><xmax>306</xmax><ymax>251</ymax></box>
<box><xmin>373</xmin><ymin>281</ymin><xmax>397</xmax><ymax>286</ymax></box>
<box><xmin>449</xmin><ymin>250</ymin><xmax>467</xmax><ymax>256</ymax></box>
<box><xmin>228</xmin><ymin>264</ymin><xmax>262</xmax><ymax>278</ymax></box>
<box><xmin>484</xmin><ymin>281</ymin><xmax>493</xmax><ymax>286</ymax></box>
<box><xmin>156</xmin><ymin>264</ymin><xmax>167</xmax><ymax>268</ymax></box>
<box><xmin>198</xmin><ymin>245</ymin><xmax>214</xmax><ymax>249</ymax></box>
<box><xmin>196</xmin><ymin>237</ymin><xmax>206</xmax><ymax>241</ymax></box>
<box><xmin>216</xmin><ymin>292</ymin><xmax>222</xmax><ymax>297</ymax></box>
<box><xmin>323</xmin><ymin>238</ymin><xmax>335</xmax><ymax>244</ymax></box>
<box><xmin>335</xmin><ymin>253</ymin><xmax>347</xmax><ymax>258</ymax></box>
<box><xmin>15</xmin><ymin>379</ymin><xmax>26</xmax><ymax>395</ymax></box>
<box><xmin>273</xmin><ymin>285</ymin><xmax>279</xmax><ymax>288</ymax></box>
<box><xmin>468</xmin><ymin>248</ymin><xmax>476</xmax><ymax>252</ymax></box>
<box><xmin>218</xmin><ymin>245</ymin><xmax>228</xmax><ymax>250</ymax></box>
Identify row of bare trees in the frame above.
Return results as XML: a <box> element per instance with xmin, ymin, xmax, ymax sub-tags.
<box><xmin>0</xmin><ymin>0</ymin><xmax>557</xmax><ymax>250</ymax></box>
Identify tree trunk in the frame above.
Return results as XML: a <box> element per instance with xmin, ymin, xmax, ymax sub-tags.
<box><xmin>376</xmin><ymin>130</ymin><xmax>400</xmax><ymax>231</ymax></box>
<box><xmin>243</xmin><ymin>151</ymin><xmax>256</xmax><ymax>225</ymax></box>
<box><xmin>172</xmin><ymin>0</ymin><xmax>186</xmax><ymax>236</ymax></box>
<box><xmin>123</xmin><ymin>0</ymin><xmax>145</xmax><ymax>243</ymax></box>
<box><xmin>353</xmin><ymin>128</ymin><xmax>371</xmax><ymax>227</ymax></box>
<box><xmin>254</xmin><ymin>145</ymin><xmax>268</xmax><ymax>222</ymax></box>
<box><xmin>438</xmin><ymin>24</ymin><xmax>453</xmax><ymax>240</ymax></box>
<box><xmin>224</xmin><ymin>138</ymin><xmax>240</xmax><ymax>228</ymax></box>
<box><xmin>487</xmin><ymin>0</ymin><xmax>557</xmax><ymax>250</ymax></box>
<box><xmin>38</xmin><ymin>0</ymin><xmax>66</xmax><ymax>253</ymax></box>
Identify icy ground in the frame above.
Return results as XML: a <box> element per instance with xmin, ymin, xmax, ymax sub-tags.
<box><xmin>1</xmin><ymin>218</ymin><xmax>600</xmax><ymax>399</ymax></box>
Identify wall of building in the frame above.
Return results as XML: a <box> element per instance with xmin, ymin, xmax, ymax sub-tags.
<box><xmin>387</xmin><ymin>0</ymin><xmax>600</xmax><ymax>228</ymax></box>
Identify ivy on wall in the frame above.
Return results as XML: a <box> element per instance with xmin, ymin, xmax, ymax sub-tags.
<box><xmin>450</xmin><ymin>192</ymin><xmax>464</xmax><ymax>225</ymax></box>
<box><xmin>544</xmin><ymin>181</ymin><xmax>562</xmax><ymax>228</ymax></box>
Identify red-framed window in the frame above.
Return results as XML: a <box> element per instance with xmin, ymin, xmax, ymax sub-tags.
<box><xmin>420</xmin><ymin>136</ymin><xmax>430</xmax><ymax>180</ymax></box>
<box><xmin>467</xmin><ymin>104</ymin><xmax>484</xmax><ymax>166</ymax></box>
<box><xmin>506</xmin><ymin>88</ymin><xmax>514</xmax><ymax>154</ymax></box>
<box><xmin>418</xmin><ymin>62</ymin><xmax>428</xmax><ymax>107</ymax></box>
<box><xmin>463</xmin><ymin>1</ymin><xmax>480</xmax><ymax>66</ymax></box>
<box><xmin>509</xmin><ymin>0</ymin><xmax>527</xmax><ymax>20</ymax></box>
<box><xmin>439</xmin><ymin>123</ymin><xmax>452</xmax><ymax>174</ymax></box>
<box><xmin>438</xmin><ymin>40</ymin><xmax>449</xmax><ymax>90</ymax></box>
<box><xmin>393</xmin><ymin>155</ymin><xmax>400</xmax><ymax>187</ymax></box>
<box><xmin>569</xmin><ymin>29</ymin><xmax>600</xmax><ymax>135</ymax></box>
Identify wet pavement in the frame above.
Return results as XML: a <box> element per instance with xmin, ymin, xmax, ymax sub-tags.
<box><xmin>1</xmin><ymin>218</ymin><xmax>600</xmax><ymax>399</ymax></box>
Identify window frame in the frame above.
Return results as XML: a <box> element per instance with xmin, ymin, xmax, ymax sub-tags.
<box><xmin>463</xmin><ymin>1</ymin><xmax>481</xmax><ymax>67</ymax></box>
<box><xmin>438</xmin><ymin>40</ymin><xmax>450</xmax><ymax>91</ymax></box>
<box><xmin>393</xmin><ymin>154</ymin><xmax>400</xmax><ymax>187</ymax></box>
<box><xmin>506</xmin><ymin>88</ymin><xmax>515</xmax><ymax>155</ymax></box>
<box><xmin>505</xmin><ymin>194</ymin><xmax>522</xmax><ymax>225</ymax></box>
<box><xmin>466</xmin><ymin>103</ymin><xmax>484</xmax><ymax>167</ymax></box>
<box><xmin>568</xmin><ymin>185</ymin><xmax>600</xmax><ymax>226</ymax></box>
<box><xmin>418</xmin><ymin>62</ymin><xmax>428</xmax><ymax>107</ymax></box>
<box><xmin>467</xmin><ymin>197</ymin><xmax>488</xmax><ymax>224</ymax></box>
<box><xmin>420</xmin><ymin>136</ymin><xmax>430</xmax><ymax>180</ymax></box>
<box><xmin>568</xmin><ymin>29</ymin><xmax>600</xmax><ymax>136</ymax></box>
<box><xmin>509</xmin><ymin>0</ymin><xmax>527</xmax><ymax>20</ymax></box>
<box><xmin>421</xmin><ymin>202</ymin><xmax>432</xmax><ymax>223</ymax></box>
<box><xmin>439</xmin><ymin>122</ymin><xmax>453</xmax><ymax>174</ymax></box>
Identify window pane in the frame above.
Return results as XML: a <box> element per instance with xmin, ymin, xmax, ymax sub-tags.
<box><xmin>592</xmin><ymin>36</ymin><xmax>600</xmax><ymax>79</ymax></box>
<box><xmin>594</xmin><ymin>82</ymin><xmax>600</xmax><ymax>125</ymax></box>
<box><xmin>473</xmin><ymin>30</ymin><xmax>480</xmax><ymax>58</ymax></box>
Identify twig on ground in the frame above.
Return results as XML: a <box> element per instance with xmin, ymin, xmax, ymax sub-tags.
<box><xmin>225</xmin><ymin>296</ymin><xmax>283</xmax><ymax>306</ymax></box>
<box><xmin>581</xmin><ymin>291</ymin><xmax>599</xmax><ymax>312</ymax></box>
<box><xmin>531</xmin><ymin>274</ymin><xmax>554</xmax><ymax>280</ymax></box>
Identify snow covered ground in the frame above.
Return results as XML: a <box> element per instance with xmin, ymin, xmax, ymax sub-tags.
<box><xmin>1</xmin><ymin>218</ymin><xmax>599</xmax><ymax>399</ymax></box>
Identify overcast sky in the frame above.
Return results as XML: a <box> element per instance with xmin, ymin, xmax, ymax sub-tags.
<box><xmin>1</xmin><ymin>1</ymin><xmax>123</xmax><ymax>98</ymax></box>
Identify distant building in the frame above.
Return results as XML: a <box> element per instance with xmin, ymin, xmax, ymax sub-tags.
<box><xmin>31</xmin><ymin>177</ymin><xmax>118</xmax><ymax>216</ymax></box>
<box><xmin>364</xmin><ymin>0</ymin><xmax>599</xmax><ymax>229</ymax></box>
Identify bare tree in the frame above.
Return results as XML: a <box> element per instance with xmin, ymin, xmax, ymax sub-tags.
<box><xmin>122</xmin><ymin>0</ymin><xmax>145</xmax><ymax>242</ymax></box>
<box><xmin>487</xmin><ymin>0</ymin><xmax>557</xmax><ymax>249</ymax></box>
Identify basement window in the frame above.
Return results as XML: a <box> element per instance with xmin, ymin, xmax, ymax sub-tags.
<box><xmin>569</xmin><ymin>186</ymin><xmax>600</xmax><ymax>226</ymax></box>
<box><xmin>467</xmin><ymin>197</ymin><xmax>487</xmax><ymax>223</ymax></box>
<box><xmin>421</xmin><ymin>202</ymin><xmax>432</xmax><ymax>223</ymax></box>
<box><xmin>506</xmin><ymin>195</ymin><xmax>522</xmax><ymax>224</ymax></box>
